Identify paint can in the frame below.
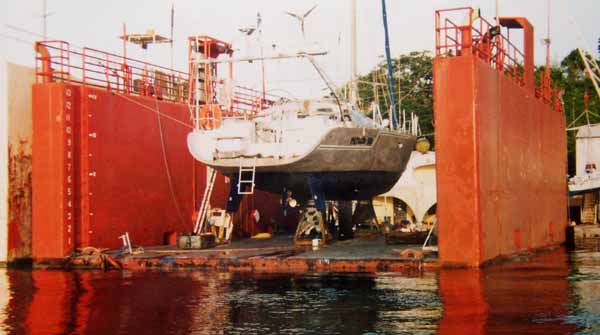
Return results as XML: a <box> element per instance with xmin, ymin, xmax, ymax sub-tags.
<box><xmin>312</xmin><ymin>239</ymin><xmax>320</xmax><ymax>250</ymax></box>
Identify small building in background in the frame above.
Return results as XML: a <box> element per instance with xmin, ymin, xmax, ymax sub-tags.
<box><xmin>569</xmin><ymin>124</ymin><xmax>600</xmax><ymax>225</ymax></box>
<box><xmin>576</xmin><ymin>125</ymin><xmax>600</xmax><ymax>176</ymax></box>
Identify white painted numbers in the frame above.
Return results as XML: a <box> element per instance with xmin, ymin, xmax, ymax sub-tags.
<box><xmin>64</xmin><ymin>88</ymin><xmax>74</xmax><ymax>248</ymax></box>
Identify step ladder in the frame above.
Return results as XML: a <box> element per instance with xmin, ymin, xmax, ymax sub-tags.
<box><xmin>581</xmin><ymin>191</ymin><xmax>598</xmax><ymax>225</ymax></box>
<box><xmin>422</xmin><ymin>220</ymin><xmax>438</xmax><ymax>252</ymax></box>
<box><xmin>237</xmin><ymin>157</ymin><xmax>257</xmax><ymax>195</ymax></box>
<box><xmin>193</xmin><ymin>168</ymin><xmax>217</xmax><ymax>234</ymax></box>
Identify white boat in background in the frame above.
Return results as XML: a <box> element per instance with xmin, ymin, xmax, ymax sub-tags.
<box><xmin>373</xmin><ymin>144</ymin><xmax>436</xmax><ymax>226</ymax></box>
<box><xmin>569</xmin><ymin>171</ymin><xmax>600</xmax><ymax>195</ymax></box>
<box><xmin>569</xmin><ymin>124</ymin><xmax>600</xmax><ymax>195</ymax></box>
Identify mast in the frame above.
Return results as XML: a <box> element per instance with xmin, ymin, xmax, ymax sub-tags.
<box><xmin>170</xmin><ymin>2</ymin><xmax>174</xmax><ymax>70</ymax></box>
<box><xmin>258</xmin><ymin>13</ymin><xmax>266</xmax><ymax>103</ymax></box>
<box><xmin>42</xmin><ymin>0</ymin><xmax>54</xmax><ymax>40</ymax></box>
<box><xmin>349</xmin><ymin>0</ymin><xmax>358</xmax><ymax>106</ymax></box>
<box><xmin>542</xmin><ymin>0</ymin><xmax>552</xmax><ymax>96</ymax></box>
<box><xmin>545</xmin><ymin>0</ymin><xmax>551</xmax><ymax>69</ymax></box>
<box><xmin>381</xmin><ymin>0</ymin><xmax>398</xmax><ymax>129</ymax></box>
<box><xmin>43</xmin><ymin>0</ymin><xmax>47</xmax><ymax>39</ymax></box>
<box><xmin>495</xmin><ymin>0</ymin><xmax>500</xmax><ymax>25</ymax></box>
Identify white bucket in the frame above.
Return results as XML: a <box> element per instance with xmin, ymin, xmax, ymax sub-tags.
<box><xmin>312</xmin><ymin>239</ymin><xmax>321</xmax><ymax>250</ymax></box>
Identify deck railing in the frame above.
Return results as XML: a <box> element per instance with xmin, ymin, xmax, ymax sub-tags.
<box><xmin>35</xmin><ymin>40</ymin><xmax>278</xmax><ymax>115</ymax></box>
<box><xmin>435</xmin><ymin>7</ymin><xmax>525</xmax><ymax>86</ymax></box>
<box><xmin>435</xmin><ymin>7</ymin><xmax>562</xmax><ymax>111</ymax></box>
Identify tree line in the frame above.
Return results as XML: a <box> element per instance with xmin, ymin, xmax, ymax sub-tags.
<box><xmin>350</xmin><ymin>49</ymin><xmax>599</xmax><ymax>175</ymax></box>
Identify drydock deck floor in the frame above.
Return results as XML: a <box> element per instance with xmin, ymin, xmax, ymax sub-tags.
<box><xmin>103</xmin><ymin>235</ymin><xmax>439</xmax><ymax>273</ymax></box>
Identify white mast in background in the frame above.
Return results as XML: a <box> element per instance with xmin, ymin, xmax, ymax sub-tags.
<box><xmin>41</xmin><ymin>0</ymin><xmax>55</xmax><ymax>40</ymax></box>
<box><xmin>349</xmin><ymin>0</ymin><xmax>358</xmax><ymax>106</ymax></box>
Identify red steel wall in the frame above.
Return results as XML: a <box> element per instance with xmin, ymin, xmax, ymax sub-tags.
<box><xmin>32</xmin><ymin>83</ymin><xmax>280</xmax><ymax>259</ymax></box>
<box><xmin>434</xmin><ymin>54</ymin><xmax>567</xmax><ymax>266</ymax></box>
<box><xmin>32</xmin><ymin>84</ymin><xmax>77</xmax><ymax>258</ymax></box>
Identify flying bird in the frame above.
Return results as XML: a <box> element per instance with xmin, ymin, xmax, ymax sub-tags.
<box><xmin>284</xmin><ymin>4</ymin><xmax>317</xmax><ymax>38</ymax></box>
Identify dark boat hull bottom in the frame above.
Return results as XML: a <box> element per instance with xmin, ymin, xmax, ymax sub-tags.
<box><xmin>245</xmin><ymin>171</ymin><xmax>402</xmax><ymax>202</ymax></box>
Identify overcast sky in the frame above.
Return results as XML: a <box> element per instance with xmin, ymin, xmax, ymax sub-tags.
<box><xmin>1</xmin><ymin>0</ymin><xmax>597</xmax><ymax>98</ymax></box>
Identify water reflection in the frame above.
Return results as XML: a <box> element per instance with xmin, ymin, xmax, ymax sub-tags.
<box><xmin>0</xmin><ymin>248</ymin><xmax>598</xmax><ymax>334</ymax></box>
<box><xmin>567</xmin><ymin>251</ymin><xmax>600</xmax><ymax>334</ymax></box>
<box><xmin>439</xmin><ymin>250</ymin><xmax>578</xmax><ymax>335</ymax></box>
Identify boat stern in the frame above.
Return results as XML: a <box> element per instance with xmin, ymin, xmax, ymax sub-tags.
<box><xmin>187</xmin><ymin>119</ymin><xmax>255</xmax><ymax>163</ymax></box>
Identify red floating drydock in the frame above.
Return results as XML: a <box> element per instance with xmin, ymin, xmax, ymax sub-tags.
<box><xmin>31</xmin><ymin>41</ymin><xmax>280</xmax><ymax>260</ymax></box>
<box><xmin>26</xmin><ymin>7</ymin><xmax>568</xmax><ymax>268</ymax></box>
<box><xmin>433</xmin><ymin>8</ymin><xmax>567</xmax><ymax>266</ymax></box>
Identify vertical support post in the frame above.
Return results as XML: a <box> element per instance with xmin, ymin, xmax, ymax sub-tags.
<box><xmin>460</xmin><ymin>26</ymin><xmax>473</xmax><ymax>54</ymax></box>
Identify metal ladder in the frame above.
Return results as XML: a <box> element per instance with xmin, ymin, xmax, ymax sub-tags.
<box><xmin>193</xmin><ymin>168</ymin><xmax>217</xmax><ymax>234</ymax></box>
<box><xmin>579</xmin><ymin>48</ymin><xmax>600</xmax><ymax>100</ymax></box>
<box><xmin>581</xmin><ymin>192</ymin><xmax>598</xmax><ymax>225</ymax></box>
<box><xmin>237</xmin><ymin>157</ymin><xmax>257</xmax><ymax>195</ymax></box>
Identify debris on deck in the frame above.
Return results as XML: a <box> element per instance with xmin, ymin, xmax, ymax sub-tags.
<box><xmin>60</xmin><ymin>236</ymin><xmax>438</xmax><ymax>273</ymax></box>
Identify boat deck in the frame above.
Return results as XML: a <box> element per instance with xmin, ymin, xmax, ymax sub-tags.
<box><xmin>108</xmin><ymin>235</ymin><xmax>439</xmax><ymax>273</ymax></box>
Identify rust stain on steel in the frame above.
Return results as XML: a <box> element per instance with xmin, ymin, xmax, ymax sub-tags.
<box><xmin>7</xmin><ymin>139</ymin><xmax>32</xmax><ymax>260</ymax></box>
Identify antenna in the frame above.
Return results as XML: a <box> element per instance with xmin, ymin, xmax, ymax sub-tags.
<box><xmin>239</xmin><ymin>13</ymin><xmax>266</xmax><ymax>101</ymax></box>
<box><xmin>41</xmin><ymin>0</ymin><xmax>55</xmax><ymax>40</ymax></box>
<box><xmin>542</xmin><ymin>0</ymin><xmax>552</xmax><ymax>97</ymax></box>
<box><xmin>547</xmin><ymin>0</ymin><xmax>551</xmax><ymax>43</ymax></box>
<box><xmin>495</xmin><ymin>0</ymin><xmax>500</xmax><ymax>25</ymax></box>
<box><xmin>170</xmin><ymin>2</ymin><xmax>174</xmax><ymax>70</ymax></box>
<box><xmin>258</xmin><ymin>12</ymin><xmax>266</xmax><ymax>101</ymax></box>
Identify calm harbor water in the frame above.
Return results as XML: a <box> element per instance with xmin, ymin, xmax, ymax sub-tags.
<box><xmin>0</xmin><ymin>247</ymin><xmax>598</xmax><ymax>334</ymax></box>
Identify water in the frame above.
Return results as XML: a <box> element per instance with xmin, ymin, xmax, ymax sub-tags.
<box><xmin>0</xmin><ymin>247</ymin><xmax>599</xmax><ymax>334</ymax></box>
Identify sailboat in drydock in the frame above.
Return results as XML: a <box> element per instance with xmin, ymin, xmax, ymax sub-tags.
<box><xmin>186</xmin><ymin>3</ymin><xmax>416</xmax><ymax>208</ymax></box>
<box><xmin>188</xmin><ymin>97</ymin><xmax>416</xmax><ymax>201</ymax></box>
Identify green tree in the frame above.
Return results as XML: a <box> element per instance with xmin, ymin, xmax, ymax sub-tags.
<box><xmin>347</xmin><ymin>51</ymin><xmax>434</xmax><ymax>139</ymax></box>
<box><xmin>351</xmin><ymin>48</ymin><xmax>599</xmax><ymax>175</ymax></box>
<box><xmin>545</xmin><ymin>49</ymin><xmax>600</xmax><ymax>175</ymax></box>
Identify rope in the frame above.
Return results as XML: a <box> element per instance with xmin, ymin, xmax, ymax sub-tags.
<box><xmin>112</xmin><ymin>92</ymin><xmax>191</xmax><ymax>226</ymax></box>
<box><xmin>114</xmin><ymin>92</ymin><xmax>193</xmax><ymax>129</ymax></box>
<box><xmin>153</xmin><ymin>97</ymin><xmax>187</xmax><ymax>227</ymax></box>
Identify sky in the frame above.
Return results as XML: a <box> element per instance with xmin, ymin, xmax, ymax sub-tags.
<box><xmin>0</xmin><ymin>0</ymin><xmax>598</xmax><ymax>99</ymax></box>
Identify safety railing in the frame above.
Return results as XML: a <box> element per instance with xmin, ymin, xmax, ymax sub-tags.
<box><xmin>435</xmin><ymin>7</ymin><xmax>561</xmax><ymax>111</ymax></box>
<box><xmin>435</xmin><ymin>7</ymin><xmax>525</xmax><ymax>87</ymax></box>
<box><xmin>35</xmin><ymin>40</ymin><xmax>189</xmax><ymax>103</ymax></box>
<box><xmin>35</xmin><ymin>40</ymin><xmax>280</xmax><ymax>115</ymax></box>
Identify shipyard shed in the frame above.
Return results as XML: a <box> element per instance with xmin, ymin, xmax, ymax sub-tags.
<box><xmin>575</xmin><ymin>125</ymin><xmax>600</xmax><ymax>176</ymax></box>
